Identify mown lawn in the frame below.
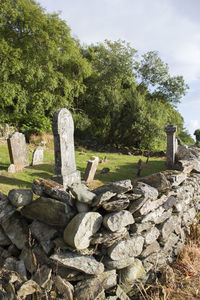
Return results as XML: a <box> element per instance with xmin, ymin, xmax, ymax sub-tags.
<box><xmin>0</xmin><ymin>142</ymin><xmax>166</xmax><ymax>194</ymax></box>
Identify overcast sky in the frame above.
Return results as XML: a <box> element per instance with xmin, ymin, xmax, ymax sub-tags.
<box><xmin>38</xmin><ymin>0</ymin><xmax>200</xmax><ymax>137</ymax></box>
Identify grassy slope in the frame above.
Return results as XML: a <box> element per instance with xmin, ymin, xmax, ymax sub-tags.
<box><xmin>0</xmin><ymin>142</ymin><xmax>166</xmax><ymax>194</ymax></box>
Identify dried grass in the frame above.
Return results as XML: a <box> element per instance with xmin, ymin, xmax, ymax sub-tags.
<box><xmin>132</xmin><ymin>221</ymin><xmax>200</xmax><ymax>300</ymax></box>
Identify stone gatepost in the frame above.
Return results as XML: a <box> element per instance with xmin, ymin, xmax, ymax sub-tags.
<box><xmin>164</xmin><ymin>125</ymin><xmax>177</xmax><ymax>169</ymax></box>
<box><xmin>52</xmin><ymin>108</ymin><xmax>80</xmax><ymax>188</ymax></box>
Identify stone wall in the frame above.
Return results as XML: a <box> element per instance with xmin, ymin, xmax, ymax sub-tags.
<box><xmin>0</xmin><ymin>145</ymin><xmax>199</xmax><ymax>299</ymax></box>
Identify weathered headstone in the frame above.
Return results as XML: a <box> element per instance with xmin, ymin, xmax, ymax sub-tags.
<box><xmin>52</xmin><ymin>108</ymin><xmax>80</xmax><ymax>188</ymax></box>
<box><xmin>7</xmin><ymin>132</ymin><xmax>29</xmax><ymax>171</ymax></box>
<box><xmin>84</xmin><ymin>156</ymin><xmax>99</xmax><ymax>182</ymax></box>
<box><xmin>31</xmin><ymin>147</ymin><xmax>44</xmax><ymax>166</ymax></box>
<box><xmin>164</xmin><ymin>125</ymin><xmax>177</xmax><ymax>169</ymax></box>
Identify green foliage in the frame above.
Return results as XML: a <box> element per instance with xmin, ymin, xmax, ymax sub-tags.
<box><xmin>0</xmin><ymin>1</ymin><xmax>192</xmax><ymax>150</ymax></box>
<box><xmin>136</xmin><ymin>51</ymin><xmax>189</xmax><ymax>105</ymax></box>
<box><xmin>0</xmin><ymin>0</ymin><xmax>91</xmax><ymax>135</ymax></box>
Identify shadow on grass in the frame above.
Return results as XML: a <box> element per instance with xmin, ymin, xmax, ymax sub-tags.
<box><xmin>0</xmin><ymin>163</ymin><xmax>9</xmax><ymax>171</ymax></box>
<box><xmin>0</xmin><ymin>175</ymin><xmax>31</xmax><ymax>188</ymax></box>
<box><xmin>78</xmin><ymin>158</ymin><xmax>166</xmax><ymax>185</ymax></box>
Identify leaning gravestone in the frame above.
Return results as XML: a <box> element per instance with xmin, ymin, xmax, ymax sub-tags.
<box><xmin>52</xmin><ymin>108</ymin><xmax>80</xmax><ymax>188</ymax></box>
<box><xmin>7</xmin><ymin>132</ymin><xmax>29</xmax><ymax>171</ymax></box>
<box><xmin>31</xmin><ymin>147</ymin><xmax>44</xmax><ymax>166</ymax></box>
<box><xmin>84</xmin><ymin>156</ymin><xmax>99</xmax><ymax>182</ymax></box>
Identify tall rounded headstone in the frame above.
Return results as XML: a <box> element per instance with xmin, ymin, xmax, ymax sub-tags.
<box><xmin>52</xmin><ymin>108</ymin><xmax>80</xmax><ymax>188</ymax></box>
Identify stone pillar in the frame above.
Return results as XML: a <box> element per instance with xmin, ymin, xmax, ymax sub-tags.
<box><xmin>164</xmin><ymin>125</ymin><xmax>177</xmax><ymax>169</ymax></box>
<box><xmin>52</xmin><ymin>108</ymin><xmax>80</xmax><ymax>188</ymax></box>
<box><xmin>84</xmin><ymin>156</ymin><xmax>99</xmax><ymax>182</ymax></box>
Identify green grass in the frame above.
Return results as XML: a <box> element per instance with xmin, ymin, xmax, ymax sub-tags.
<box><xmin>0</xmin><ymin>142</ymin><xmax>166</xmax><ymax>195</ymax></box>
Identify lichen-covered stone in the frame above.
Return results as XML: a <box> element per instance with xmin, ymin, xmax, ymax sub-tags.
<box><xmin>102</xmin><ymin>198</ymin><xmax>130</xmax><ymax>211</ymax></box>
<box><xmin>69</xmin><ymin>182</ymin><xmax>96</xmax><ymax>204</ymax></box>
<box><xmin>92</xmin><ymin>180</ymin><xmax>132</xmax><ymax>195</ymax></box>
<box><xmin>21</xmin><ymin>196</ymin><xmax>75</xmax><ymax>227</ymax></box>
<box><xmin>63</xmin><ymin>212</ymin><xmax>102</xmax><ymax>250</ymax></box>
<box><xmin>2</xmin><ymin>212</ymin><xmax>28</xmax><ymax>250</ymax></box>
<box><xmin>103</xmin><ymin>210</ymin><xmax>134</xmax><ymax>232</ymax></box>
<box><xmin>107</xmin><ymin>236</ymin><xmax>144</xmax><ymax>260</ymax></box>
<box><xmin>8</xmin><ymin>189</ymin><xmax>33</xmax><ymax>207</ymax></box>
<box><xmin>103</xmin><ymin>257</ymin><xmax>135</xmax><ymax>270</ymax></box>
<box><xmin>50</xmin><ymin>251</ymin><xmax>104</xmax><ymax>275</ymax></box>
<box><xmin>32</xmin><ymin>178</ymin><xmax>74</xmax><ymax>206</ymax></box>
<box><xmin>119</xmin><ymin>259</ymin><xmax>146</xmax><ymax>284</ymax></box>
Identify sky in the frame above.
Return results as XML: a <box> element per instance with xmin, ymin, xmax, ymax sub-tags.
<box><xmin>38</xmin><ymin>0</ymin><xmax>200</xmax><ymax>137</ymax></box>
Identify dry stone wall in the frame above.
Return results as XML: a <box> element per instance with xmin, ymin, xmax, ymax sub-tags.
<box><xmin>0</xmin><ymin>145</ymin><xmax>199</xmax><ymax>299</ymax></box>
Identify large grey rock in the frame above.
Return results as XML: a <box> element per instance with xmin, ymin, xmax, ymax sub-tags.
<box><xmin>92</xmin><ymin>179</ymin><xmax>132</xmax><ymax>195</ymax></box>
<box><xmin>141</xmin><ymin>241</ymin><xmax>160</xmax><ymax>257</ymax></box>
<box><xmin>29</xmin><ymin>220</ymin><xmax>58</xmax><ymax>254</ymax></box>
<box><xmin>92</xmin><ymin>191</ymin><xmax>117</xmax><ymax>208</ymax></box>
<box><xmin>32</xmin><ymin>178</ymin><xmax>73</xmax><ymax>206</ymax></box>
<box><xmin>50</xmin><ymin>251</ymin><xmax>104</xmax><ymax>275</ymax></box>
<box><xmin>132</xmin><ymin>182</ymin><xmax>158</xmax><ymax>200</ymax></box>
<box><xmin>116</xmin><ymin>285</ymin><xmax>131</xmax><ymax>300</ymax></box>
<box><xmin>0</xmin><ymin>226</ymin><xmax>11</xmax><ymax>246</ymax></box>
<box><xmin>163</xmin><ymin>233</ymin><xmax>179</xmax><ymax>253</ymax></box>
<box><xmin>139</xmin><ymin>172</ymin><xmax>170</xmax><ymax>192</ymax></box>
<box><xmin>107</xmin><ymin>236</ymin><xmax>144</xmax><ymax>260</ymax></box>
<box><xmin>74</xmin><ymin>278</ymin><xmax>104</xmax><ymax>300</ymax></box>
<box><xmin>74</xmin><ymin>270</ymin><xmax>116</xmax><ymax>300</ymax></box>
<box><xmin>8</xmin><ymin>189</ymin><xmax>33</xmax><ymax>207</ymax></box>
<box><xmin>17</xmin><ymin>280</ymin><xmax>41</xmax><ymax>298</ymax></box>
<box><xmin>103</xmin><ymin>256</ymin><xmax>135</xmax><ymax>270</ymax></box>
<box><xmin>130</xmin><ymin>222</ymin><xmax>153</xmax><ymax>234</ymax></box>
<box><xmin>21</xmin><ymin>196</ymin><xmax>75</xmax><ymax>227</ymax></box>
<box><xmin>102</xmin><ymin>198</ymin><xmax>130</xmax><ymax>211</ymax></box>
<box><xmin>103</xmin><ymin>210</ymin><xmax>134</xmax><ymax>232</ymax></box>
<box><xmin>160</xmin><ymin>216</ymin><xmax>180</xmax><ymax>242</ymax></box>
<box><xmin>0</xmin><ymin>197</ymin><xmax>15</xmax><ymax>224</ymax></box>
<box><xmin>52</xmin><ymin>108</ymin><xmax>81</xmax><ymax>188</ymax></box>
<box><xmin>69</xmin><ymin>182</ymin><xmax>96</xmax><ymax>204</ymax></box>
<box><xmin>32</xmin><ymin>265</ymin><xmax>52</xmax><ymax>289</ymax></box>
<box><xmin>54</xmin><ymin>276</ymin><xmax>74</xmax><ymax>300</ymax></box>
<box><xmin>91</xmin><ymin>228</ymin><xmax>129</xmax><ymax>247</ymax></box>
<box><xmin>119</xmin><ymin>259</ymin><xmax>146</xmax><ymax>284</ymax></box>
<box><xmin>137</xmin><ymin>194</ymin><xmax>168</xmax><ymax>216</ymax></box>
<box><xmin>141</xmin><ymin>207</ymin><xmax>172</xmax><ymax>224</ymax></box>
<box><xmin>2</xmin><ymin>212</ymin><xmax>28</xmax><ymax>250</ymax></box>
<box><xmin>144</xmin><ymin>227</ymin><xmax>160</xmax><ymax>244</ymax></box>
<box><xmin>63</xmin><ymin>212</ymin><xmax>102</xmax><ymax>249</ymax></box>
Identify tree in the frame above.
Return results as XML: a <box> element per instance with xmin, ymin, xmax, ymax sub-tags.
<box><xmin>0</xmin><ymin>0</ymin><xmax>91</xmax><ymax>136</ymax></box>
<box><xmin>135</xmin><ymin>51</ymin><xmax>189</xmax><ymax>105</ymax></box>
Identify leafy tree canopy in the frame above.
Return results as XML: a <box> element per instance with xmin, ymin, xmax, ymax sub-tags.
<box><xmin>0</xmin><ymin>0</ymin><xmax>91</xmax><ymax>135</ymax></box>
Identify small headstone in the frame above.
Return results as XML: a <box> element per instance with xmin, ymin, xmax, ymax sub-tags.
<box><xmin>84</xmin><ymin>156</ymin><xmax>99</xmax><ymax>182</ymax></box>
<box><xmin>7</xmin><ymin>132</ymin><xmax>29</xmax><ymax>171</ymax></box>
<box><xmin>52</xmin><ymin>108</ymin><xmax>80</xmax><ymax>188</ymax></box>
<box><xmin>31</xmin><ymin>147</ymin><xmax>44</xmax><ymax>166</ymax></box>
<box><xmin>8</xmin><ymin>164</ymin><xmax>16</xmax><ymax>173</ymax></box>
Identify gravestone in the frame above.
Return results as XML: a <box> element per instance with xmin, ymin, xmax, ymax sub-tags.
<box><xmin>84</xmin><ymin>156</ymin><xmax>99</xmax><ymax>182</ymax></box>
<box><xmin>31</xmin><ymin>147</ymin><xmax>44</xmax><ymax>166</ymax></box>
<box><xmin>7</xmin><ymin>132</ymin><xmax>29</xmax><ymax>171</ymax></box>
<box><xmin>164</xmin><ymin>125</ymin><xmax>177</xmax><ymax>169</ymax></box>
<box><xmin>52</xmin><ymin>108</ymin><xmax>80</xmax><ymax>188</ymax></box>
